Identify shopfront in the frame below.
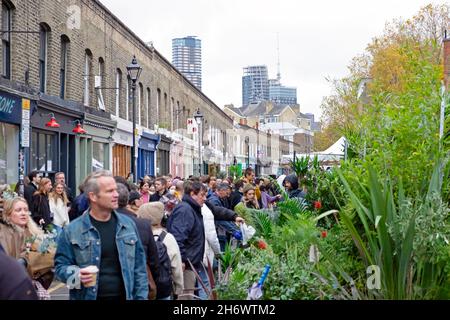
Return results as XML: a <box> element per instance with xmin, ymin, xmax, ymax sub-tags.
<box><xmin>111</xmin><ymin>117</ymin><xmax>133</xmax><ymax>178</ymax></box>
<box><xmin>79</xmin><ymin>110</ymin><xmax>116</xmax><ymax>182</ymax></box>
<box><xmin>30</xmin><ymin>95</ymin><xmax>84</xmax><ymax>193</ymax></box>
<box><xmin>138</xmin><ymin>131</ymin><xmax>159</xmax><ymax>178</ymax></box>
<box><xmin>0</xmin><ymin>90</ymin><xmax>35</xmax><ymax>187</ymax></box>
<box><xmin>157</xmin><ymin>135</ymin><xmax>172</xmax><ymax>176</ymax></box>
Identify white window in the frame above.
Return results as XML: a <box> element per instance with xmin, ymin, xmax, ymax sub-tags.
<box><xmin>39</xmin><ymin>24</ymin><xmax>49</xmax><ymax>93</ymax></box>
<box><xmin>115</xmin><ymin>69</ymin><xmax>122</xmax><ymax>116</ymax></box>
<box><xmin>2</xmin><ymin>2</ymin><xmax>12</xmax><ymax>79</ymax></box>
<box><xmin>83</xmin><ymin>50</ymin><xmax>93</xmax><ymax>106</ymax></box>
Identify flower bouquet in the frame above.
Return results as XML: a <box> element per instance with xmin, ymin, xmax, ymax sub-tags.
<box><xmin>24</xmin><ymin>231</ymin><xmax>57</xmax><ymax>281</ymax></box>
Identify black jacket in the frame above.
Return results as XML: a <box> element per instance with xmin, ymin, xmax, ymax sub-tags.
<box><xmin>24</xmin><ymin>183</ymin><xmax>37</xmax><ymax>210</ymax></box>
<box><xmin>149</xmin><ymin>190</ymin><xmax>168</xmax><ymax>202</ymax></box>
<box><xmin>116</xmin><ymin>207</ymin><xmax>160</xmax><ymax>281</ymax></box>
<box><xmin>31</xmin><ymin>193</ymin><xmax>52</xmax><ymax>227</ymax></box>
<box><xmin>229</xmin><ymin>191</ymin><xmax>243</xmax><ymax>210</ymax></box>
<box><xmin>205</xmin><ymin>201</ymin><xmax>237</xmax><ymax>221</ymax></box>
<box><xmin>0</xmin><ymin>245</ymin><xmax>38</xmax><ymax>300</ymax></box>
<box><xmin>166</xmin><ymin>195</ymin><xmax>205</xmax><ymax>269</ymax></box>
<box><xmin>65</xmin><ymin>186</ymin><xmax>74</xmax><ymax>205</ymax></box>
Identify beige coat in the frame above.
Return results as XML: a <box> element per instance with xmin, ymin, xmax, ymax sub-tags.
<box><xmin>0</xmin><ymin>218</ymin><xmax>25</xmax><ymax>259</ymax></box>
<box><xmin>152</xmin><ymin>227</ymin><xmax>184</xmax><ymax>295</ymax></box>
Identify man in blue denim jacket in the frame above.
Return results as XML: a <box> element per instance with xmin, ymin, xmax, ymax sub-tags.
<box><xmin>54</xmin><ymin>170</ymin><xmax>148</xmax><ymax>300</ymax></box>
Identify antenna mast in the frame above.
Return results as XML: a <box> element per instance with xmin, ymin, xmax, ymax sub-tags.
<box><xmin>277</xmin><ymin>32</ymin><xmax>281</xmax><ymax>82</ymax></box>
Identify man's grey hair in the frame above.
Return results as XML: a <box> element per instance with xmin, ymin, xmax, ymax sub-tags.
<box><xmin>55</xmin><ymin>172</ymin><xmax>65</xmax><ymax>178</ymax></box>
<box><xmin>84</xmin><ymin>170</ymin><xmax>114</xmax><ymax>198</ymax></box>
<box><xmin>216</xmin><ymin>183</ymin><xmax>229</xmax><ymax>191</ymax></box>
<box><xmin>116</xmin><ymin>183</ymin><xmax>129</xmax><ymax>208</ymax></box>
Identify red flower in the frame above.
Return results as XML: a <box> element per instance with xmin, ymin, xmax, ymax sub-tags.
<box><xmin>321</xmin><ymin>230</ymin><xmax>328</xmax><ymax>238</ymax></box>
<box><xmin>257</xmin><ymin>240</ymin><xmax>267</xmax><ymax>250</ymax></box>
<box><xmin>314</xmin><ymin>201</ymin><xmax>322</xmax><ymax>210</ymax></box>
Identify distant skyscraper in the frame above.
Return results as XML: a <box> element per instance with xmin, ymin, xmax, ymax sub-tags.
<box><xmin>242</xmin><ymin>65</ymin><xmax>269</xmax><ymax>106</ymax></box>
<box><xmin>269</xmin><ymin>79</ymin><xmax>297</xmax><ymax>105</ymax></box>
<box><xmin>172</xmin><ymin>36</ymin><xmax>202</xmax><ymax>90</ymax></box>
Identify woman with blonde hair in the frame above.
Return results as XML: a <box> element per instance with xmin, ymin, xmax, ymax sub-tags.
<box><xmin>0</xmin><ymin>197</ymin><xmax>53</xmax><ymax>298</ymax></box>
<box><xmin>31</xmin><ymin>178</ymin><xmax>53</xmax><ymax>228</ymax></box>
<box><xmin>49</xmin><ymin>182</ymin><xmax>70</xmax><ymax>230</ymax></box>
<box><xmin>0</xmin><ymin>197</ymin><xmax>42</xmax><ymax>258</ymax></box>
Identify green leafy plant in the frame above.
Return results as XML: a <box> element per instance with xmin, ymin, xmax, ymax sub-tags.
<box><xmin>218</xmin><ymin>243</ymin><xmax>243</xmax><ymax>274</ymax></box>
<box><xmin>336</xmin><ymin>161</ymin><xmax>450</xmax><ymax>299</ymax></box>
<box><xmin>228</xmin><ymin>165</ymin><xmax>242</xmax><ymax>180</ymax></box>
<box><xmin>289</xmin><ymin>156</ymin><xmax>309</xmax><ymax>181</ymax></box>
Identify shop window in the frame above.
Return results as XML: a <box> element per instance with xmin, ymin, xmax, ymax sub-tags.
<box><xmin>115</xmin><ymin>69</ymin><xmax>122</xmax><ymax>116</ymax></box>
<box><xmin>112</xmin><ymin>144</ymin><xmax>131</xmax><ymax>178</ymax></box>
<box><xmin>30</xmin><ymin>130</ymin><xmax>56</xmax><ymax>173</ymax></box>
<box><xmin>39</xmin><ymin>23</ymin><xmax>50</xmax><ymax>93</ymax></box>
<box><xmin>83</xmin><ymin>49</ymin><xmax>93</xmax><ymax>106</ymax></box>
<box><xmin>92</xmin><ymin>141</ymin><xmax>105</xmax><ymax>172</ymax></box>
<box><xmin>0</xmin><ymin>122</ymin><xmax>19</xmax><ymax>185</ymax></box>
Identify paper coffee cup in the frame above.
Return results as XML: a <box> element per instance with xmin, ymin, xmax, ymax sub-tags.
<box><xmin>80</xmin><ymin>265</ymin><xmax>99</xmax><ymax>288</ymax></box>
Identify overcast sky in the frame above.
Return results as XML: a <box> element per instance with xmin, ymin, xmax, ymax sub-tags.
<box><xmin>100</xmin><ymin>0</ymin><xmax>445</xmax><ymax>119</ymax></box>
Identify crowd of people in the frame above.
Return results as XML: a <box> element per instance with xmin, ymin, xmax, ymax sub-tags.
<box><xmin>0</xmin><ymin>167</ymin><xmax>307</xmax><ymax>300</ymax></box>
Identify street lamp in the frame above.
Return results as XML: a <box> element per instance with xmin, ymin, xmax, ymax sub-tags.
<box><xmin>126</xmin><ymin>55</ymin><xmax>142</xmax><ymax>183</ymax></box>
<box><xmin>245</xmin><ymin>136</ymin><xmax>250</xmax><ymax>169</ymax></box>
<box><xmin>193</xmin><ymin>108</ymin><xmax>204</xmax><ymax>176</ymax></box>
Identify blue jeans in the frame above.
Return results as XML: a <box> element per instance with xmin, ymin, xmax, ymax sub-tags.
<box><xmin>196</xmin><ymin>266</ymin><xmax>211</xmax><ymax>300</ymax></box>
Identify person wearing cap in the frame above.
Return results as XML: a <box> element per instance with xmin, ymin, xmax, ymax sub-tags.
<box><xmin>208</xmin><ymin>183</ymin><xmax>229</xmax><ymax>208</ymax></box>
<box><xmin>208</xmin><ymin>183</ymin><xmax>239</xmax><ymax>252</ymax></box>
<box><xmin>128</xmin><ymin>190</ymin><xmax>143</xmax><ymax>215</ymax></box>
<box><xmin>138</xmin><ymin>202</ymin><xmax>183</xmax><ymax>299</ymax></box>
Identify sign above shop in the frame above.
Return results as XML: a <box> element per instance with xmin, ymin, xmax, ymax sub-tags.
<box><xmin>0</xmin><ymin>91</ymin><xmax>24</xmax><ymax>125</ymax></box>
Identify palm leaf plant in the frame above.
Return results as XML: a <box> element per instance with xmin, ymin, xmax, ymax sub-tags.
<box><xmin>290</xmin><ymin>156</ymin><xmax>309</xmax><ymax>180</ymax></box>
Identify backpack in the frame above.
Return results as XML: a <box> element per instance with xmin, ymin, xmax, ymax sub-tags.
<box><xmin>153</xmin><ymin>231</ymin><xmax>173</xmax><ymax>299</ymax></box>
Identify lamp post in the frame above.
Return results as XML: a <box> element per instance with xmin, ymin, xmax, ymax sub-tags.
<box><xmin>245</xmin><ymin>136</ymin><xmax>250</xmax><ymax>169</ymax></box>
<box><xmin>126</xmin><ymin>55</ymin><xmax>142</xmax><ymax>183</ymax></box>
<box><xmin>194</xmin><ymin>108</ymin><xmax>204</xmax><ymax>176</ymax></box>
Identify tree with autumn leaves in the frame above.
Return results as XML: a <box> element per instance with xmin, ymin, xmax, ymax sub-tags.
<box><xmin>316</xmin><ymin>4</ymin><xmax>449</xmax><ymax>156</ymax></box>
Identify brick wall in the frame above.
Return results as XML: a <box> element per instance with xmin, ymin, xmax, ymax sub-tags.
<box><xmin>1</xmin><ymin>0</ymin><xmax>233</xmax><ymax>136</ymax></box>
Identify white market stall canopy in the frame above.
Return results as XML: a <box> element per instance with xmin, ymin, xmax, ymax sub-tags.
<box><xmin>281</xmin><ymin>136</ymin><xmax>347</xmax><ymax>162</ymax></box>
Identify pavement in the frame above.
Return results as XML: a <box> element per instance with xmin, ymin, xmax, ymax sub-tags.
<box><xmin>48</xmin><ymin>281</ymin><xmax>69</xmax><ymax>300</ymax></box>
